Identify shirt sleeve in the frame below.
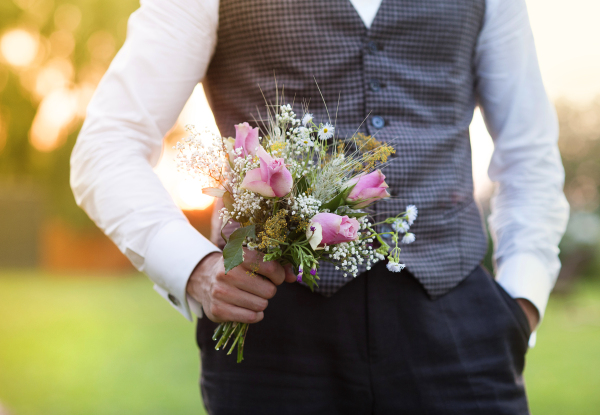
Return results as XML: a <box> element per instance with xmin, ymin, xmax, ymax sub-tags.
<box><xmin>70</xmin><ymin>0</ymin><xmax>221</xmax><ymax>321</ymax></box>
<box><xmin>475</xmin><ymin>0</ymin><xmax>570</xmax><ymax>329</ymax></box>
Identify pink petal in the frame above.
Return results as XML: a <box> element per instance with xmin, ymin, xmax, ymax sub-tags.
<box><xmin>345</xmin><ymin>174</ymin><xmax>363</xmax><ymax>188</ymax></box>
<box><xmin>352</xmin><ymin>189</ymin><xmax>390</xmax><ymax>208</ymax></box>
<box><xmin>245</xmin><ymin>126</ymin><xmax>260</xmax><ymax>156</ymax></box>
<box><xmin>311</xmin><ymin>213</ymin><xmax>342</xmax><ymax>245</ymax></box>
<box><xmin>256</xmin><ymin>147</ymin><xmax>273</xmax><ymax>164</ymax></box>
<box><xmin>337</xmin><ymin>217</ymin><xmax>360</xmax><ymax>241</ymax></box>
<box><xmin>202</xmin><ymin>187</ymin><xmax>226</xmax><ymax>197</ymax></box>
<box><xmin>257</xmin><ymin>147</ymin><xmax>273</xmax><ymax>182</ymax></box>
<box><xmin>360</xmin><ymin>170</ymin><xmax>386</xmax><ymax>188</ymax></box>
<box><xmin>348</xmin><ymin>170</ymin><xmax>386</xmax><ymax>200</ymax></box>
<box><xmin>234</xmin><ymin>123</ymin><xmax>251</xmax><ymax>156</ymax></box>
<box><xmin>234</xmin><ymin>122</ymin><xmax>261</xmax><ymax>157</ymax></box>
<box><xmin>269</xmin><ymin>168</ymin><xmax>293</xmax><ymax>197</ymax></box>
<box><xmin>243</xmin><ymin>180</ymin><xmax>276</xmax><ymax>198</ymax></box>
<box><xmin>327</xmin><ymin>216</ymin><xmax>359</xmax><ymax>244</ymax></box>
<box><xmin>240</xmin><ymin>168</ymin><xmax>276</xmax><ymax>197</ymax></box>
<box><xmin>242</xmin><ymin>168</ymin><xmax>262</xmax><ymax>184</ymax></box>
<box><xmin>357</xmin><ymin>187</ymin><xmax>391</xmax><ymax>201</ymax></box>
<box><xmin>242</xmin><ymin>180</ymin><xmax>275</xmax><ymax>197</ymax></box>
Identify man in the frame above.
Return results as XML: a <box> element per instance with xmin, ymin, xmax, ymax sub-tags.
<box><xmin>71</xmin><ymin>0</ymin><xmax>569</xmax><ymax>413</ymax></box>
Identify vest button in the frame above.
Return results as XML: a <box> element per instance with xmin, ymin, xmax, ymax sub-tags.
<box><xmin>369</xmin><ymin>79</ymin><xmax>381</xmax><ymax>92</ymax></box>
<box><xmin>371</xmin><ymin>116</ymin><xmax>385</xmax><ymax>129</ymax></box>
<box><xmin>367</xmin><ymin>40</ymin><xmax>379</xmax><ymax>52</ymax></box>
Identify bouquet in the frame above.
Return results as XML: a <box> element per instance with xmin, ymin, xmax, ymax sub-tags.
<box><xmin>176</xmin><ymin>102</ymin><xmax>417</xmax><ymax>362</ymax></box>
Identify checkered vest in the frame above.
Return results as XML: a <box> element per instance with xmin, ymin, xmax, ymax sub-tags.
<box><xmin>203</xmin><ymin>0</ymin><xmax>488</xmax><ymax>299</ymax></box>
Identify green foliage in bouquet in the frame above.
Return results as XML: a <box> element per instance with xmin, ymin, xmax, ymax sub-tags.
<box><xmin>223</xmin><ymin>225</ymin><xmax>256</xmax><ymax>273</ymax></box>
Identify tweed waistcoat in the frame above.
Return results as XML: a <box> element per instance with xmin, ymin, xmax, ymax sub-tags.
<box><xmin>203</xmin><ymin>0</ymin><xmax>488</xmax><ymax>299</ymax></box>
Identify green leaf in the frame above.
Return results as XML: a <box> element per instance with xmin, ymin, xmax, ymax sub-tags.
<box><xmin>223</xmin><ymin>191</ymin><xmax>235</xmax><ymax>212</ymax></box>
<box><xmin>295</xmin><ymin>176</ymin><xmax>309</xmax><ymax>194</ymax></box>
<box><xmin>345</xmin><ymin>212</ymin><xmax>368</xmax><ymax>218</ymax></box>
<box><xmin>321</xmin><ymin>185</ymin><xmax>354</xmax><ymax>212</ymax></box>
<box><xmin>223</xmin><ymin>225</ymin><xmax>256</xmax><ymax>274</ymax></box>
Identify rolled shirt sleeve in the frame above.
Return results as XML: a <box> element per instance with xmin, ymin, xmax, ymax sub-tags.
<box><xmin>70</xmin><ymin>0</ymin><xmax>220</xmax><ymax>320</ymax></box>
<box><xmin>475</xmin><ymin>0</ymin><xmax>570</xmax><ymax>330</ymax></box>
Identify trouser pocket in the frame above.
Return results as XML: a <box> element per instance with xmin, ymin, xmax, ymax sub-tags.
<box><xmin>494</xmin><ymin>280</ymin><xmax>532</xmax><ymax>347</ymax></box>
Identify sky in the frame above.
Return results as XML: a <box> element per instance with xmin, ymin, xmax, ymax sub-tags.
<box><xmin>157</xmin><ymin>0</ymin><xmax>600</xmax><ymax>208</ymax></box>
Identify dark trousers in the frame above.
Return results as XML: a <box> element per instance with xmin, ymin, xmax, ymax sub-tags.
<box><xmin>196</xmin><ymin>264</ymin><xmax>532</xmax><ymax>414</ymax></box>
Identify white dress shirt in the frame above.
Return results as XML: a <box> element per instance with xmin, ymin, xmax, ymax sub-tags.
<box><xmin>71</xmin><ymin>0</ymin><xmax>569</xmax><ymax>338</ymax></box>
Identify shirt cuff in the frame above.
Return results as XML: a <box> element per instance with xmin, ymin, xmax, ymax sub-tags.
<box><xmin>143</xmin><ymin>220</ymin><xmax>221</xmax><ymax>321</ymax></box>
<box><xmin>495</xmin><ymin>252</ymin><xmax>554</xmax><ymax>347</ymax></box>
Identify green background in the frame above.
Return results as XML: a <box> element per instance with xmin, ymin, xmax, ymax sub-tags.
<box><xmin>1</xmin><ymin>272</ymin><xmax>600</xmax><ymax>414</ymax></box>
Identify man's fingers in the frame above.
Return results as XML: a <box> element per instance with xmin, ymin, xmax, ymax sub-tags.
<box><xmin>226</xmin><ymin>267</ymin><xmax>278</xmax><ymax>299</ymax></box>
<box><xmin>241</xmin><ymin>248</ymin><xmax>263</xmax><ymax>265</ymax></box>
<box><xmin>242</xmin><ymin>249</ymin><xmax>285</xmax><ymax>285</ymax></box>
<box><xmin>211</xmin><ymin>282</ymin><xmax>269</xmax><ymax>312</ymax></box>
<box><xmin>207</xmin><ymin>300</ymin><xmax>264</xmax><ymax>324</ymax></box>
<box><xmin>284</xmin><ymin>264</ymin><xmax>297</xmax><ymax>283</ymax></box>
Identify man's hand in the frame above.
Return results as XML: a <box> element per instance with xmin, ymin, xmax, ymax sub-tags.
<box><xmin>187</xmin><ymin>249</ymin><xmax>297</xmax><ymax>323</ymax></box>
<box><xmin>516</xmin><ymin>298</ymin><xmax>540</xmax><ymax>333</ymax></box>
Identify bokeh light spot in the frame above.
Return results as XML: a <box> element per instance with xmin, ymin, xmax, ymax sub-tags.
<box><xmin>29</xmin><ymin>88</ymin><xmax>78</xmax><ymax>152</ymax></box>
<box><xmin>1</xmin><ymin>29</ymin><xmax>38</xmax><ymax>67</ymax></box>
<box><xmin>0</xmin><ymin>113</ymin><xmax>6</xmax><ymax>154</ymax></box>
<box><xmin>54</xmin><ymin>4</ymin><xmax>82</xmax><ymax>32</ymax></box>
<box><xmin>49</xmin><ymin>30</ymin><xmax>75</xmax><ymax>58</ymax></box>
<box><xmin>35</xmin><ymin>58</ymin><xmax>73</xmax><ymax>98</ymax></box>
<box><xmin>87</xmin><ymin>31</ymin><xmax>115</xmax><ymax>63</ymax></box>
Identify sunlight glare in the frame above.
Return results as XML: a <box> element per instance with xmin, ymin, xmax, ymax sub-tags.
<box><xmin>154</xmin><ymin>84</ymin><xmax>221</xmax><ymax>211</ymax></box>
<box><xmin>1</xmin><ymin>29</ymin><xmax>38</xmax><ymax>67</ymax></box>
<box><xmin>176</xmin><ymin>180</ymin><xmax>215</xmax><ymax>210</ymax></box>
<box><xmin>469</xmin><ymin>108</ymin><xmax>495</xmax><ymax>203</ymax></box>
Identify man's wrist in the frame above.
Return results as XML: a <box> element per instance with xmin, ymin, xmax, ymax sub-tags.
<box><xmin>144</xmin><ymin>220</ymin><xmax>221</xmax><ymax>320</ymax></box>
<box><xmin>496</xmin><ymin>253</ymin><xmax>553</xmax><ymax>322</ymax></box>
<box><xmin>516</xmin><ymin>298</ymin><xmax>540</xmax><ymax>332</ymax></box>
<box><xmin>187</xmin><ymin>252</ymin><xmax>222</xmax><ymax>295</ymax></box>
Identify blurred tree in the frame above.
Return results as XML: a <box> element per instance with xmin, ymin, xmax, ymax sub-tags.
<box><xmin>555</xmin><ymin>98</ymin><xmax>600</xmax><ymax>289</ymax></box>
<box><xmin>0</xmin><ymin>0</ymin><xmax>139</xmax><ymax>228</ymax></box>
<box><xmin>557</xmin><ymin>98</ymin><xmax>600</xmax><ymax>213</ymax></box>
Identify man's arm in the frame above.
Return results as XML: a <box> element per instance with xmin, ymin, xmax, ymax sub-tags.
<box><xmin>475</xmin><ymin>0</ymin><xmax>570</xmax><ymax>335</ymax></box>
<box><xmin>70</xmin><ymin>0</ymin><xmax>222</xmax><ymax>320</ymax></box>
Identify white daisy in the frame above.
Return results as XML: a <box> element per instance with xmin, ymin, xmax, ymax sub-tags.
<box><xmin>392</xmin><ymin>220</ymin><xmax>410</xmax><ymax>233</ymax></box>
<box><xmin>302</xmin><ymin>113</ymin><xmax>313</xmax><ymax>126</ymax></box>
<box><xmin>318</xmin><ymin>123</ymin><xmax>335</xmax><ymax>140</ymax></box>
<box><xmin>302</xmin><ymin>138</ymin><xmax>314</xmax><ymax>147</ymax></box>
<box><xmin>402</xmin><ymin>233</ymin><xmax>415</xmax><ymax>244</ymax></box>
<box><xmin>297</xmin><ymin>127</ymin><xmax>313</xmax><ymax>147</ymax></box>
<box><xmin>406</xmin><ymin>205</ymin><xmax>418</xmax><ymax>225</ymax></box>
<box><xmin>386</xmin><ymin>261</ymin><xmax>406</xmax><ymax>272</ymax></box>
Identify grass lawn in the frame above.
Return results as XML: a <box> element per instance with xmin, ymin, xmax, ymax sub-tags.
<box><xmin>1</xmin><ymin>271</ymin><xmax>599</xmax><ymax>414</ymax></box>
<box><xmin>0</xmin><ymin>272</ymin><xmax>205</xmax><ymax>415</ymax></box>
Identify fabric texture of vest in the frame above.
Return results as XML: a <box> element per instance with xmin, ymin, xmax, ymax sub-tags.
<box><xmin>203</xmin><ymin>0</ymin><xmax>488</xmax><ymax>299</ymax></box>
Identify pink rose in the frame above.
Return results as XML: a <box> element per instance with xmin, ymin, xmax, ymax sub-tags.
<box><xmin>234</xmin><ymin>122</ymin><xmax>260</xmax><ymax>157</ymax></box>
<box><xmin>345</xmin><ymin>170</ymin><xmax>391</xmax><ymax>208</ymax></box>
<box><xmin>306</xmin><ymin>213</ymin><xmax>359</xmax><ymax>249</ymax></box>
<box><xmin>240</xmin><ymin>148</ymin><xmax>293</xmax><ymax>198</ymax></box>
